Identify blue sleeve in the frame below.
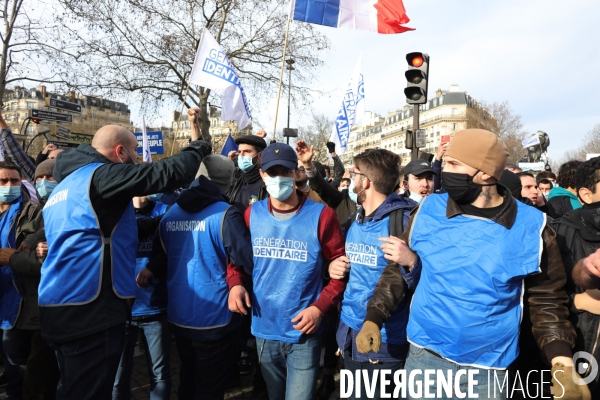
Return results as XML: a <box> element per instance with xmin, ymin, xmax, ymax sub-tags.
<box><xmin>222</xmin><ymin>207</ymin><xmax>254</xmax><ymax>276</ymax></box>
<box><xmin>399</xmin><ymin>257</ymin><xmax>421</xmax><ymax>290</ymax></box>
<box><xmin>0</xmin><ymin>127</ymin><xmax>36</xmax><ymax>182</ymax></box>
<box><xmin>433</xmin><ymin>159</ymin><xmax>442</xmax><ymax>192</ymax></box>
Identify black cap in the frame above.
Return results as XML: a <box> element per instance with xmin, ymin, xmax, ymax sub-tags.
<box><xmin>404</xmin><ymin>159</ymin><xmax>435</xmax><ymax>177</ymax></box>
<box><xmin>235</xmin><ymin>135</ymin><xmax>267</xmax><ymax>151</ymax></box>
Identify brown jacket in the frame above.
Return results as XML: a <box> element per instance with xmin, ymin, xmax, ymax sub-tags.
<box><xmin>365</xmin><ymin>188</ymin><xmax>576</xmax><ymax>362</ymax></box>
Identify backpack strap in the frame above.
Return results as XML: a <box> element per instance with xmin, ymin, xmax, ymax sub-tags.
<box><xmin>389</xmin><ymin>207</ymin><xmax>406</xmax><ymax>237</ymax></box>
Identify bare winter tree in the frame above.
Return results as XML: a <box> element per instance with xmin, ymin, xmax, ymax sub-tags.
<box><xmin>467</xmin><ymin>100</ymin><xmax>528</xmax><ymax>164</ymax></box>
<box><xmin>0</xmin><ymin>0</ymin><xmax>65</xmax><ymax>106</ymax></box>
<box><xmin>47</xmin><ymin>0</ymin><xmax>329</xmax><ymax>143</ymax></box>
<box><xmin>297</xmin><ymin>113</ymin><xmax>333</xmax><ymax>163</ymax></box>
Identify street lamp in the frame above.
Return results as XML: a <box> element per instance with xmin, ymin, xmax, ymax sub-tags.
<box><xmin>285</xmin><ymin>59</ymin><xmax>295</xmax><ymax>144</ymax></box>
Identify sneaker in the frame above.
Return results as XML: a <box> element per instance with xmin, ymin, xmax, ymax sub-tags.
<box><xmin>239</xmin><ymin>351</ymin><xmax>252</xmax><ymax>375</ymax></box>
<box><xmin>316</xmin><ymin>374</ymin><xmax>336</xmax><ymax>400</ymax></box>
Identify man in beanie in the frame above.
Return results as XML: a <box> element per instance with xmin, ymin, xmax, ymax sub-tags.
<box><xmin>227</xmin><ymin>135</ymin><xmax>268</xmax><ymax>213</ymax></box>
<box><xmin>356</xmin><ymin>129</ymin><xmax>589</xmax><ymax>399</ymax></box>
<box><xmin>141</xmin><ymin>154</ymin><xmax>253</xmax><ymax>399</ymax></box>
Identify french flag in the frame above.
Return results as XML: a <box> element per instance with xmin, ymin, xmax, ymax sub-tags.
<box><xmin>292</xmin><ymin>0</ymin><xmax>414</xmax><ymax>34</ymax></box>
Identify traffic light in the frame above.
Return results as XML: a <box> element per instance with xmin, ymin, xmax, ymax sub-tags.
<box><xmin>404</xmin><ymin>52</ymin><xmax>429</xmax><ymax>104</ymax></box>
<box><xmin>31</xmin><ymin>118</ymin><xmax>40</xmax><ymax>124</ymax></box>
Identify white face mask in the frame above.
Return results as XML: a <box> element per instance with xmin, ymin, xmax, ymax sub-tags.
<box><xmin>408</xmin><ymin>191</ymin><xmax>423</xmax><ymax>204</ymax></box>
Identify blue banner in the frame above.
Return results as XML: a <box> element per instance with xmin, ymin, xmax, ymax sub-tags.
<box><xmin>220</xmin><ymin>134</ymin><xmax>238</xmax><ymax>156</ymax></box>
<box><xmin>134</xmin><ymin>131</ymin><xmax>164</xmax><ymax>155</ymax></box>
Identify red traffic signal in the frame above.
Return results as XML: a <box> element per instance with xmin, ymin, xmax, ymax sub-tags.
<box><xmin>31</xmin><ymin>118</ymin><xmax>40</xmax><ymax>124</ymax></box>
<box><xmin>410</xmin><ymin>55</ymin><xmax>424</xmax><ymax>68</ymax></box>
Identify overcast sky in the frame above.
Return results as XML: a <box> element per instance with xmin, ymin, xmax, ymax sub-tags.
<box><xmin>243</xmin><ymin>0</ymin><xmax>599</xmax><ymax>162</ymax></box>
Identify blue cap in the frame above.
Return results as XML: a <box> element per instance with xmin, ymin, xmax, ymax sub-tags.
<box><xmin>260</xmin><ymin>143</ymin><xmax>298</xmax><ymax>172</ymax></box>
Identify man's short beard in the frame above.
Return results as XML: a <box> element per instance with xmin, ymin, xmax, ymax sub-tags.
<box><xmin>295</xmin><ymin>179</ymin><xmax>308</xmax><ymax>188</ymax></box>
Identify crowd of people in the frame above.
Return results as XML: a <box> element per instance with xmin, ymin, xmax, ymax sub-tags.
<box><xmin>0</xmin><ymin>106</ymin><xmax>600</xmax><ymax>400</ymax></box>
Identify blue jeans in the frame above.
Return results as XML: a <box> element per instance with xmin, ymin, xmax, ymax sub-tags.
<box><xmin>175</xmin><ymin>330</ymin><xmax>238</xmax><ymax>400</ymax></box>
<box><xmin>50</xmin><ymin>323</ymin><xmax>125</xmax><ymax>400</ymax></box>
<box><xmin>342</xmin><ymin>349</ymin><xmax>405</xmax><ymax>400</ymax></box>
<box><xmin>112</xmin><ymin>317</ymin><xmax>172</xmax><ymax>400</ymax></box>
<box><xmin>405</xmin><ymin>344</ymin><xmax>508</xmax><ymax>400</ymax></box>
<box><xmin>257</xmin><ymin>335</ymin><xmax>321</xmax><ymax>400</ymax></box>
<box><xmin>2</xmin><ymin>328</ymin><xmax>34</xmax><ymax>399</ymax></box>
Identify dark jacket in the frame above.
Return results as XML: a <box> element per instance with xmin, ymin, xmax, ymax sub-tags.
<box><xmin>227</xmin><ymin>165</ymin><xmax>268</xmax><ymax>213</ymax></box>
<box><xmin>307</xmin><ymin>168</ymin><xmax>356</xmax><ymax>229</ymax></box>
<box><xmin>7</xmin><ymin>199</ymin><xmax>43</xmax><ymax>330</ymax></box>
<box><xmin>329</xmin><ymin>155</ymin><xmax>345</xmax><ymax>189</ymax></box>
<box><xmin>552</xmin><ymin>209</ymin><xmax>600</xmax><ymax>389</ymax></box>
<box><xmin>547</xmin><ymin>187</ymin><xmax>580</xmax><ymax>219</ymax></box>
<box><xmin>365</xmin><ymin>187</ymin><xmax>576</xmax><ymax>363</ymax></box>
<box><xmin>149</xmin><ymin>176</ymin><xmax>253</xmax><ymax>342</ymax></box>
<box><xmin>39</xmin><ymin>143</ymin><xmax>203</xmax><ymax>343</ymax></box>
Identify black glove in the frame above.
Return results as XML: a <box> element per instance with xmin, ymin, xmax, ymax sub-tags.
<box><xmin>326</xmin><ymin>141</ymin><xmax>336</xmax><ymax>154</ymax></box>
<box><xmin>270</xmin><ymin>139</ymin><xmax>276</xmax><ymax>144</ymax></box>
<box><xmin>188</xmin><ymin>140</ymin><xmax>212</xmax><ymax>158</ymax></box>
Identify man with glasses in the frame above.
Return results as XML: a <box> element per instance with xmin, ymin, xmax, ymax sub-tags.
<box><xmin>228</xmin><ymin>142</ymin><xmax>347</xmax><ymax>400</ymax></box>
<box><xmin>39</xmin><ymin>111</ymin><xmax>211</xmax><ymax>399</ymax></box>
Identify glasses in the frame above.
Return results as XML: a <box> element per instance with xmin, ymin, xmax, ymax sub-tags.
<box><xmin>349</xmin><ymin>171</ymin><xmax>369</xmax><ymax>181</ymax></box>
<box><xmin>298</xmin><ymin>166</ymin><xmax>306</xmax><ymax>173</ymax></box>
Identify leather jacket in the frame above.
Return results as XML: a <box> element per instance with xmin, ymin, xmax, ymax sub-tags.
<box><xmin>365</xmin><ymin>188</ymin><xmax>576</xmax><ymax>362</ymax></box>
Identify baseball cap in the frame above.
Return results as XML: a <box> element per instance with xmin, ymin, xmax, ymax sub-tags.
<box><xmin>403</xmin><ymin>159</ymin><xmax>435</xmax><ymax>177</ymax></box>
<box><xmin>260</xmin><ymin>143</ymin><xmax>298</xmax><ymax>172</ymax></box>
<box><xmin>235</xmin><ymin>135</ymin><xmax>267</xmax><ymax>151</ymax></box>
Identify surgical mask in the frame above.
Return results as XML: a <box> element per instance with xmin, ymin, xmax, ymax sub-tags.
<box><xmin>442</xmin><ymin>171</ymin><xmax>495</xmax><ymax>204</ymax></box>
<box><xmin>147</xmin><ymin>194</ymin><xmax>162</xmax><ymax>202</ymax></box>
<box><xmin>264</xmin><ymin>176</ymin><xmax>295</xmax><ymax>201</ymax></box>
<box><xmin>347</xmin><ymin>179</ymin><xmax>358</xmax><ymax>203</ymax></box>
<box><xmin>35</xmin><ymin>180</ymin><xmax>58</xmax><ymax>201</ymax></box>
<box><xmin>408</xmin><ymin>191</ymin><xmax>423</xmax><ymax>204</ymax></box>
<box><xmin>238</xmin><ymin>155</ymin><xmax>256</xmax><ymax>173</ymax></box>
<box><xmin>0</xmin><ymin>186</ymin><xmax>21</xmax><ymax>203</ymax></box>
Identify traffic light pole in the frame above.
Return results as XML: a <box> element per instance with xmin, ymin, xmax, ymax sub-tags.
<box><xmin>411</xmin><ymin>105</ymin><xmax>419</xmax><ymax>160</ymax></box>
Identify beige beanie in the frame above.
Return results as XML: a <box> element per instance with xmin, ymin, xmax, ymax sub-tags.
<box><xmin>445</xmin><ymin>129</ymin><xmax>509</xmax><ymax>180</ymax></box>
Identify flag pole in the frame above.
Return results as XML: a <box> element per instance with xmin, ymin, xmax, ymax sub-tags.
<box><xmin>271</xmin><ymin>5</ymin><xmax>294</xmax><ymax>142</ymax></box>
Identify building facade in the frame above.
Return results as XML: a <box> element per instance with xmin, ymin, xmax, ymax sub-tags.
<box><xmin>340</xmin><ymin>85</ymin><xmax>482</xmax><ymax>166</ymax></box>
<box><xmin>2</xmin><ymin>86</ymin><xmax>133</xmax><ymax>140</ymax></box>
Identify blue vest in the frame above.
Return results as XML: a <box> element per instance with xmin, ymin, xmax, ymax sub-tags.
<box><xmin>341</xmin><ymin>216</ymin><xmax>409</xmax><ymax>345</ymax></box>
<box><xmin>407</xmin><ymin>193</ymin><xmax>545</xmax><ymax>368</ymax></box>
<box><xmin>160</xmin><ymin>201</ymin><xmax>232</xmax><ymax>329</ymax></box>
<box><xmin>39</xmin><ymin>163</ymin><xmax>138</xmax><ymax>306</ymax></box>
<box><xmin>0</xmin><ymin>199</ymin><xmax>22</xmax><ymax>329</ymax></box>
<box><xmin>133</xmin><ymin>201</ymin><xmax>169</xmax><ymax>317</ymax></box>
<box><xmin>249</xmin><ymin>199</ymin><xmax>326</xmax><ymax>343</ymax></box>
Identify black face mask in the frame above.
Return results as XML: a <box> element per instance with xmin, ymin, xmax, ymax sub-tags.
<box><xmin>442</xmin><ymin>171</ymin><xmax>494</xmax><ymax>204</ymax></box>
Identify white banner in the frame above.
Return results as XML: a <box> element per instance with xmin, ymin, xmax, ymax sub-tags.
<box><xmin>189</xmin><ymin>30</ymin><xmax>252</xmax><ymax>130</ymax></box>
<box><xmin>329</xmin><ymin>55</ymin><xmax>365</xmax><ymax>155</ymax></box>
<box><xmin>522</xmin><ymin>134</ymin><xmax>540</xmax><ymax>148</ymax></box>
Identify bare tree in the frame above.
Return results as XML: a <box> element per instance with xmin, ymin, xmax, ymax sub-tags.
<box><xmin>581</xmin><ymin>124</ymin><xmax>600</xmax><ymax>154</ymax></box>
<box><xmin>297</xmin><ymin>113</ymin><xmax>333</xmax><ymax>163</ymax></box>
<box><xmin>467</xmin><ymin>100</ymin><xmax>528</xmax><ymax>164</ymax></box>
<box><xmin>47</xmin><ymin>0</ymin><xmax>329</xmax><ymax>143</ymax></box>
<box><xmin>0</xmin><ymin>0</ymin><xmax>65</xmax><ymax>106</ymax></box>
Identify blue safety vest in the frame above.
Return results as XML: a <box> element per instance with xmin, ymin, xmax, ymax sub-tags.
<box><xmin>249</xmin><ymin>198</ymin><xmax>326</xmax><ymax>343</ymax></box>
<box><xmin>160</xmin><ymin>201</ymin><xmax>232</xmax><ymax>329</ymax></box>
<box><xmin>407</xmin><ymin>193</ymin><xmax>545</xmax><ymax>368</ymax></box>
<box><xmin>0</xmin><ymin>199</ymin><xmax>22</xmax><ymax>329</ymax></box>
<box><xmin>133</xmin><ymin>201</ymin><xmax>169</xmax><ymax>317</ymax></box>
<box><xmin>39</xmin><ymin>163</ymin><xmax>138</xmax><ymax>306</ymax></box>
<box><xmin>341</xmin><ymin>215</ymin><xmax>409</xmax><ymax>345</ymax></box>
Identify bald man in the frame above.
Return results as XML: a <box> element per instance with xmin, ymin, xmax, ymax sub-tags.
<box><xmin>39</xmin><ymin>111</ymin><xmax>210</xmax><ymax>399</ymax></box>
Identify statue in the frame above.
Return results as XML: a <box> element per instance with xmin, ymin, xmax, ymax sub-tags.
<box><xmin>526</xmin><ymin>130</ymin><xmax>550</xmax><ymax>163</ymax></box>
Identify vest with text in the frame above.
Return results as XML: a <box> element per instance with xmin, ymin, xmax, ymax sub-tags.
<box><xmin>250</xmin><ymin>198</ymin><xmax>325</xmax><ymax>343</ymax></box>
<box><xmin>160</xmin><ymin>201</ymin><xmax>231</xmax><ymax>329</ymax></box>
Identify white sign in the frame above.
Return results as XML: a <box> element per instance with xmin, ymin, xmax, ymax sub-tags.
<box><xmin>415</xmin><ymin>129</ymin><xmax>426</xmax><ymax>148</ymax></box>
<box><xmin>518</xmin><ymin>162</ymin><xmax>545</xmax><ymax>171</ymax></box>
<box><xmin>522</xmin><ymin>134</ymin><xmax>540</xmax><ymax>148</ymax></box>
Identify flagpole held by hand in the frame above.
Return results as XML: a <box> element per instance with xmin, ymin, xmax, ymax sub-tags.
<box><xmin>271</xmin><ymin>2</ymin><xmax>293</xmax><ymax>142</ymax></box>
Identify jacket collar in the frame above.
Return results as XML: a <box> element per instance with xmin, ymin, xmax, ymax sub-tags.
<box><xmin>446</xmin><ymin>184</ymin><xmax>517</xmax><ymax>229</ymax></box>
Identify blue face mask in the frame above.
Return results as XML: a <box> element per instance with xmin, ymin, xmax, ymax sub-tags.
<box><xmin>238</xmin><ymin>155</ymin><xmax>256</xmax><ymax>173</ymax></box>
<box><xmin>0</xmin><ymin>186</ymin><xmax>21</xmax><ymax>203</ymax></box>
<box><xmin>348</xmin><ymin>179</ymin><xmax>358</xmax><ymax>204</ymax></box>
<box><xmin>409</xmin><ymin>191</ymin><xmax>423</xmax><ymax>204</ymax></box>
<box><xmin>35</xmin><ymin>180</ymin><xmax>58</xmax><ymax>201</ymax></box>
<box><xmin>264</xmin><ymin>176</ymin><xmax>295</xmax><ymax>201</ymax></box>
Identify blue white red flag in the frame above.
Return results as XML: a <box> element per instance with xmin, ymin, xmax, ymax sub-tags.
<box><xmin>292</xmin><ymin>0</ymin><xmax>414</xmax><ymax>34</ymax></box>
